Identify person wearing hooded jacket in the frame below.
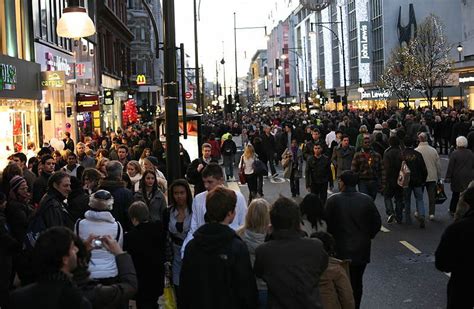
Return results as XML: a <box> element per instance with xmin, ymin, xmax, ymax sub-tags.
<box><xmin>180</xmin><ymin>187</ymin><xmax>258</xmax><ymax>309</ymax></box>
<box><xmin>75</xmin><ymin>190</ymin><xmax>123</xmax><ymax>281</ymax></box>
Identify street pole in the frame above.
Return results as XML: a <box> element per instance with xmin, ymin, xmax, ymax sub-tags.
<box><xmin>234</xmin><ymin>12</ymin><xmax>238</xmax><ymax>115</ymax></box>
<box><xmin>180</xmin><ymin>43</ymin><xmax>187</xmax><ymax>139</ymax></box>
<box><xmin>193</xmin><ymin>0</ymin><xmax>201</xmax><ymax>113</ymax></box>
<box><xmin>339</xmin><ymin>6</ymin><xmax>348</xmax><ymax>111</ymax></box>
<box><xmin>163</xmin><ymin>0</ymin><xmax>180</xmax><ymax>183</ymax></box>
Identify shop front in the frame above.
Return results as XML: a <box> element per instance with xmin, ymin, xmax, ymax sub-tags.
<box><xmin>0</xmin><ymin>55</ymin><xmax>41</xmax><ymax>169</ymax></box>
<box><xmin>35</xmin><ymin>43</ymin><xmax>76</xmax><ymax>143</ymax></box>
<box><xmin>76</xmin><ymin>94</ymin><xmax>100</xmax><ymax>138</ymax></box>
<box><xmin>102</xmin><ymin>75</ymin><xmax>126</xmax><ymax>131</ymax></box>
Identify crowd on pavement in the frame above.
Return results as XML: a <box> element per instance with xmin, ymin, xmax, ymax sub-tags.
<box><xmin>0</xmin><ymin>106</ymin><xmax>473</xmax><ymax>309</ymax></box>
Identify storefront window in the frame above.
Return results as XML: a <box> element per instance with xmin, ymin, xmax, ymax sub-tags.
<box><xmin>0</xmin><ymin>99</ymin><xmax>39</xmax><ymax>169</ymax></box>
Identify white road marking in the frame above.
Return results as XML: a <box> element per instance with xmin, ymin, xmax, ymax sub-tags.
<box><xmin>380</xmin><ymin>226</ymin><xmax>390</xmax><ymax>233</ymax></box>
<box><xmin>399</xmin><ymin>241</ymin><xmax>422</xmax><ymax>254</ymax></box>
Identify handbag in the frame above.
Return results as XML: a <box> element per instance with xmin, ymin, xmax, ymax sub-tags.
<box><xmin>397</xmin><ymin>160</ymin><xmax>411</xmax><ymax>188</ymax></box>
<box><xmin>435</xmin><ymin>183</ymin><xmax>448</xmax><ymax>204</ymax></box>
<box><xmin>253</xmin><ymin>158</ymin><xmax>268</xmax><ymax>176</ymax></box>
<box><xmin>239</xmin><ymin>156</ymin><xmax>247</xmax><ymax>184</ymax></box>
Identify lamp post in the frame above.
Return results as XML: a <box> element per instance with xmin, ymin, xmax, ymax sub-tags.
<box><xmin>162</xmin><ymin>0</ymin><xmax>181</xmax><ymax>183</ymax></box>
<box><xmin>310</xmin><ymin>6</ymin><xmax>348</xmax><ymax>111</ymax></box>
<box><xmin>193</xmin><ymin>0</ymin><xmax>202</xmax><ymax>113</ymax></box>
<box><xmin>282</xmin><ymin>46</ymin><xmax>310</xmax><ymax>114</ymax></box>
<box><xmin>233</xmin><ymin>12</ymin><xmax>267</xmax><ymax>115</ymax></box>
<box><xmin>457</xmin><ymin>43</ymin><xmax>464</xmax><ymax>108</ymax></box>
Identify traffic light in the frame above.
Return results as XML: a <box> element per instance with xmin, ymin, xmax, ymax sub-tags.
<box><xmin>234</xmin><ymin>94</ymin><xmax>240</xmax><ymax>104</ymax></box>
<box><xmin>330</xmin><ymin>88</ymin><xmax>337</xmax><ymax>100</ymax></box>
<box><xmin>334</xmin><ymin>95</ymin><xmax>341</xmax><ymax>103</ymax></box>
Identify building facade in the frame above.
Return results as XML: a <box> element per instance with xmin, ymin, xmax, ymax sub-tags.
<box><xmin>97</xmin><ymin>0</ymin><xmax>134</xmax><ymax>131</ymax></box>
<box><xmin>248</xmin><ymin>49</ymin><xmax>267</xmax><ymax>107</ymax></box>
<box><xmin>0</xmin><ymin>0</ymin><xmax>41</xmax><ymax>168</ymax></box>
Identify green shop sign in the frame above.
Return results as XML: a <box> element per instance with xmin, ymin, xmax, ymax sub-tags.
<box><xmin>0</xmin><ymin>63</ymin><xmax>17</xmax><ymax>91</ymax></box>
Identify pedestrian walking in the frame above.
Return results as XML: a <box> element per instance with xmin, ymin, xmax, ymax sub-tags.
<box><xmin>221</xmin><ymin>134</ymin><xmax>237</xmax><ymax>181</ymax></box>
<box><xmin>282</xmin><ymin>138</ymin><xmax>304</xmax><ymax>197</ymax></box>
<box><xmin>305</xmin><ymin>142</ymin><xmax>333</xmax><ymax>204</ymax></box>
<box><xmin>382</xmin><ymin>136</ymin><xmax>404</xmax><ymax>223</ymax></box>
<box><xmin>239</xmin><ymin>144</ymin><xmax>259</xmax><ymax>201</ymax></box>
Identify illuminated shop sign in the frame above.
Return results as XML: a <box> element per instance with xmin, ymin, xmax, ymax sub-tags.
<box><xmin>136</xmin><ymin>74</ymin><xmax>146</xmax><ymax>85</ymax></box>
<box><xmin>41</xmin><ymin>71</ymin><xmax>65</xmax><ymax>90</ymax></box>
<box><xmin>0</xmin><ymin>63</ymin><xmax>17</xmax><ymax>91</ymax></box>
<box><xmin>361</xmin><ymin>89</ymin><xmax>391</xmax><ymax>100</ymax></box>
<box><xmin>459</xmin><ymin>73</ymin><xmax>474</xmax><ymax>87</ymax></box>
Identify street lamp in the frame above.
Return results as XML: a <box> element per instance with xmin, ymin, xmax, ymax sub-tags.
<box><xmin>57</xmin><ymin>2</ymin><xmax>95</xmax><ymax>39</ymax></box>
<box><xmin>458</xmin><ymin>43</ymin><xmax>464</xmax><ymax>107</ymax></box>
<box><xmin>457</xmin><ymin>43</ymin><xmax>463</xmax><ymax>61</ymax></box>
<box><xmin>282</xmin><ymin>46</ymin><xmax>310</xmax><ymax>114</ymax></box>
<box><xmin>310</xmin><ymin>6</ymin><xmax>348</xmax><ymax>111</ymax></box>
<box><xmin>234</xmin><ymin>12</ymin><xmax>267</xmax><ymax>113</ymax></box>
<box><xmin>357</xmin><ymin>79</ymin><xmax>364</xmax><ymax>93</ymax></box>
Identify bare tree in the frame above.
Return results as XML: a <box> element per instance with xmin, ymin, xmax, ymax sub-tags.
<box><xmin>410</xmin><ymin>14</ymin><xmax>453</xmax><ymax>108</ymax></box>
<box><xmin>380</xmin><ymin>45</ymin><xmax>419</xmax><ymax>107</ymax></box>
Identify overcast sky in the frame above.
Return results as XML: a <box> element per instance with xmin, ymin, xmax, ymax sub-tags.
<box><xmin>174</xmin><ymin>0</ymin><xmax>298</xmax><ymax>88</ymax></box>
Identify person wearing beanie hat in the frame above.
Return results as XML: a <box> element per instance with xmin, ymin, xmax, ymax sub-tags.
<box><xmin>75</xmin><ymin>190</ymin><xmax>123</xmax><ymax>280</ymax></box>
<box><xmin>6</xmin><ymin>175</ymin><xmax>33</xmax><ymax>243</ymax></box>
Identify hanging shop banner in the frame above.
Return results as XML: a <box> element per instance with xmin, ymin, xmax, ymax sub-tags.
<box><xmin>77</xmin><ymin>94</ymin><xmax>99</xmax><ymax>112</ymax></box>
<box><xmin>41</xmin><ymin>71</ymin><xmax>65</xmax><ymax>90</ymax></box>
<box><xmin>104</xmin><ymin>89</ymin><xmax>114</xmax><ymax>105</ymax></box>
<box><xmin>0</xmin><ymin>55</ymin><xmax>41</xmax><ymax>100</ymax></box>
<box><xmin>359</xmin><ymin>21</ymin><xmax>370</xmax><ymax>64</ymax></box>
<box><xmin>300</xmin><ymin>0</ymin><xmax>331</xmax><ymax>11</ymax></box>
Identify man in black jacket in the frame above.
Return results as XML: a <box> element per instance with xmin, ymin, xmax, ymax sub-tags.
<box><xmin>326</xmin><ymin>171</ymin><xmax>381</xmax><ymax>309</ymax></box>
<box><xmin>186</xmin><ymin>143</ymin><xmax>217</xmax><ymax>196</ymax></box>
<box><xmin>402</xmin><ymin>137</ymin><xmax>428</xmax><ymax>228</ymax></box>
<box><xmin>98</xmin><ymin>161</ymin><xmax>133</xmax><ymax>231</ymax></box>
<box><xmin>254</xmin><ymin>197</ymin><xmax>328</xmax><ymax>309</ymax></box>
<box><xmin>10</xmin><ymin>226</ymin><xmax>91</xmax><ymax>309</ymax></box>
<box><xmin>383</xmin><ymin>136</ymin><xmax>404</xmax><ymax>224</ymax></box>
<box><xmin>305</xmin><ymin>143</ymin><xmax>333</xmax><ymax>204</ymax></box>
<box><xmin>180</xmin><ymin>186</ymin><xmax>257</xmax><ymax>309</ymax></box>
<box><xmin>261</xmin><ymin>125</ymin><xmax>278</xmax><ymax>177</ymax></box>
<box><xmin>435</xmin><ymin>187</ymin><xmax>474</xmax><ymax>309</ymax></box>
<box><xmin>32</xmin><ymin>155</ymin><xmax>55</xmax><ymax>206</ymax></box>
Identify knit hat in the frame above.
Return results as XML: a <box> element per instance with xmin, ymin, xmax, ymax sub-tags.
<box><xmin>374</xmin><ymin>124</ymin><xmax>383</xmax><ymax>130</ymax></box>
<box><xmin>10</xmin><ymin>175</ymin><xmax>26</xmax><ymax>193</ymax></box>
<box><xmin>89</xmin><ymin>190</ymin><xmax>114</xmax><ymax>211</ymax></box>
<box><xmin>146</xmin><ymin>156</ymin><xmax>160</xmax><ymax>168</ymax></box>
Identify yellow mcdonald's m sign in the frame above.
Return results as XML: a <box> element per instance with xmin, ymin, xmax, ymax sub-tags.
<box><xmin>136</xmin><ymin>74</ymin><xmax>146</xmax><ymax>85</ymax></box>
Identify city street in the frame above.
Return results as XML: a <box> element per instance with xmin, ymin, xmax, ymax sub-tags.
<box><xmin>228</xmin><ymin>141</ymin><xmax>452</xmax><ymax>308</ymax></box>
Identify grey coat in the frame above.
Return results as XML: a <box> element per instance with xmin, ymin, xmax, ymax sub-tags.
<box><xmin>446</xmin><ymin>148</ymin><xmax>474</xmax><ymax>193</ymax></box>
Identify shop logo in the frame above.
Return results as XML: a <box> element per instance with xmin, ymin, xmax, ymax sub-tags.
<box><xmin>45</xmin><ymin>52</ymin><xmax>71</xmax><ymax>75</ymax></box>
<box><xmin>359</xmin><ymin>22</ymin><xmax>370</xmax><ymax>63</ymax></box>
<box><xmin>0</xmin><ymin>63</ymin><xmax>17</xmax><ymax>91</ymax></box>
<box><xmin>136</xmin><ymin>74</ymin><xmax>146</xmax><ymax>85</ymax></box>
<box><xmin>41</xmin><ymin>71</ymin><xmax>65</xmax><ymax>90</ymax></box>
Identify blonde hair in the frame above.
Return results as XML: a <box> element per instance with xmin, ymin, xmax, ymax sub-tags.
<box><xmin>242</xmin><ymin>198</ymin><xmax>271</xmax><ymax>234</ymax></box>
<box><xmin>243</xmin><ymin>144</ymin><xmax>255</xmax><ymax>160</ymax></box>
<box><xmin>127</xmin><ymin>160</ymin><xmax>142</xmax><ymax>175</ymax></box>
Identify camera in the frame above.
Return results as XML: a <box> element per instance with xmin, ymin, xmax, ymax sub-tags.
<box><xmin>92</xmin><ymin>239</ymin><xmax>103</xmax><ymax>249</ymax></box>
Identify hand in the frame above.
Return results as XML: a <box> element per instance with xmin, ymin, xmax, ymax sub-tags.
<box><xmin>197</xmin><ymin>164</ymin><xmax>204</xmax><ymax>172</ymax></box>
<box><xmin>306</xmin><ymin>187</ymin><xmax>311</xmax><ymax>192</ymax></box>
<box><xmin>84</xmin><ymin>234</ymin><xmax>97</xmax><ymax>252</ymax></box>
<box><xmin>100</xmin><ymin>235</ymin><xmax>124</xmax><ymax>256</ymax></box>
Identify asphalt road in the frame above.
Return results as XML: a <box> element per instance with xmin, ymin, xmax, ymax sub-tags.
<box><xmin>227</xmin><ymin>143</ymin><xmax>452</xmax><ymax>309</ymax></box>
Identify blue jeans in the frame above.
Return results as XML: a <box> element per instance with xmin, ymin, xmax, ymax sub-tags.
<box><xmin>404</xmin><ymin>186</ymin><xmax>425</xmax><ymax>221</ymax></box>
<box><xmin>258</xmin><ymin>290</ymin><xmax>268</xmax><ymax>309</ymax></box>
<box><xmin>358</xmin><ymin>180</ymin><xmax>378</xmax><ymax>200</ymax></box>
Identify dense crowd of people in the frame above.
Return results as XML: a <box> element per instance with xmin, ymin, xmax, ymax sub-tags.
<box><xmin>0</xmin><ymin>106</ymin><xmax>473</xmax><ymax>309</ymax></box>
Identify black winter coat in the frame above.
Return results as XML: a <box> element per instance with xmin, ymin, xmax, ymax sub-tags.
<box><xmin>435</xmin><ymin>209</ymin><xmax>474</xmax><ymax>309</ymax></box>
<box><xmin>261</xmin><ymin>133</ymin><xmax>277</xmax><ymax>155</ymax></box>
<box><xmin>32</xmin><ymin>172</ymin><xmax>51</xmax><ymax>206</ymax></box>
<box><xmin>10</xmin><ymin>272</ymin><xmax>91</xmax><ymax>309</ymax></box>
<box><xmin>180</xmin><ymin>223</ymin><xmax>258</xmax><ymax>309</ymax></box>
<box><xmin>186</xmin><ymin>158</ymin><xmax>216</xmax><ymax>196</ymax></box>
<box><xmin>5</xmin><ymin>200</ymin><xmax>33</xmax><ymax>243</ymax></box>
<box><xmin>305</xmin><ymin>155</ymin><xmax>333</xmax><ymax>188</ymax></box>
<box><xmin>254</xmin><ymin>230</ymin><xmax>328</xmax><ymax>309</ymax></box>
<box><xmin>98</xmin><ymin>179</ymin><xmax>133</xmax><ymax>231</ymax></box>
<box><xmin>67</xmin><ymin>188</ymin><xmax>90</xmax><ymax>222</ymax></box>
<box><xmin>123</xmin><ymin>222</ymin><xmax>165</xmax><ymax>302</ymax></box>
<box><xmin>402</xmin><ymin>148</ymin><xmax>428</xmax><ymax>187</ymax></box>
<box><xmin>383</xmin><ymin>146</ymin><xmax>403</xmax><ymax>190</ymax></box>
<box><xmin>38</xmin><ymin>189</ymin><xmax>75</xmax><ymax>230</ymax></box>
<box><xmin>326</xmin><ymin>187</ymin><xmax>382</xmax><ymax>265</ymax></box>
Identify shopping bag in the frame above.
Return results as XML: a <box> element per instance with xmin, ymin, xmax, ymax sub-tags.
<box><xmin>162</xmin><ymin>286</ymin><xmax>177</xmax><ymax>309</ymax></box>
<box><xmin>239</xmin><ymin>156</ymin><xmax>246</xmax><ymax>184</ymax></box>
<box><xmin>435</xmin><ymin>183</ymin><xmax>448</xmax><ymax>204</ymax></box>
